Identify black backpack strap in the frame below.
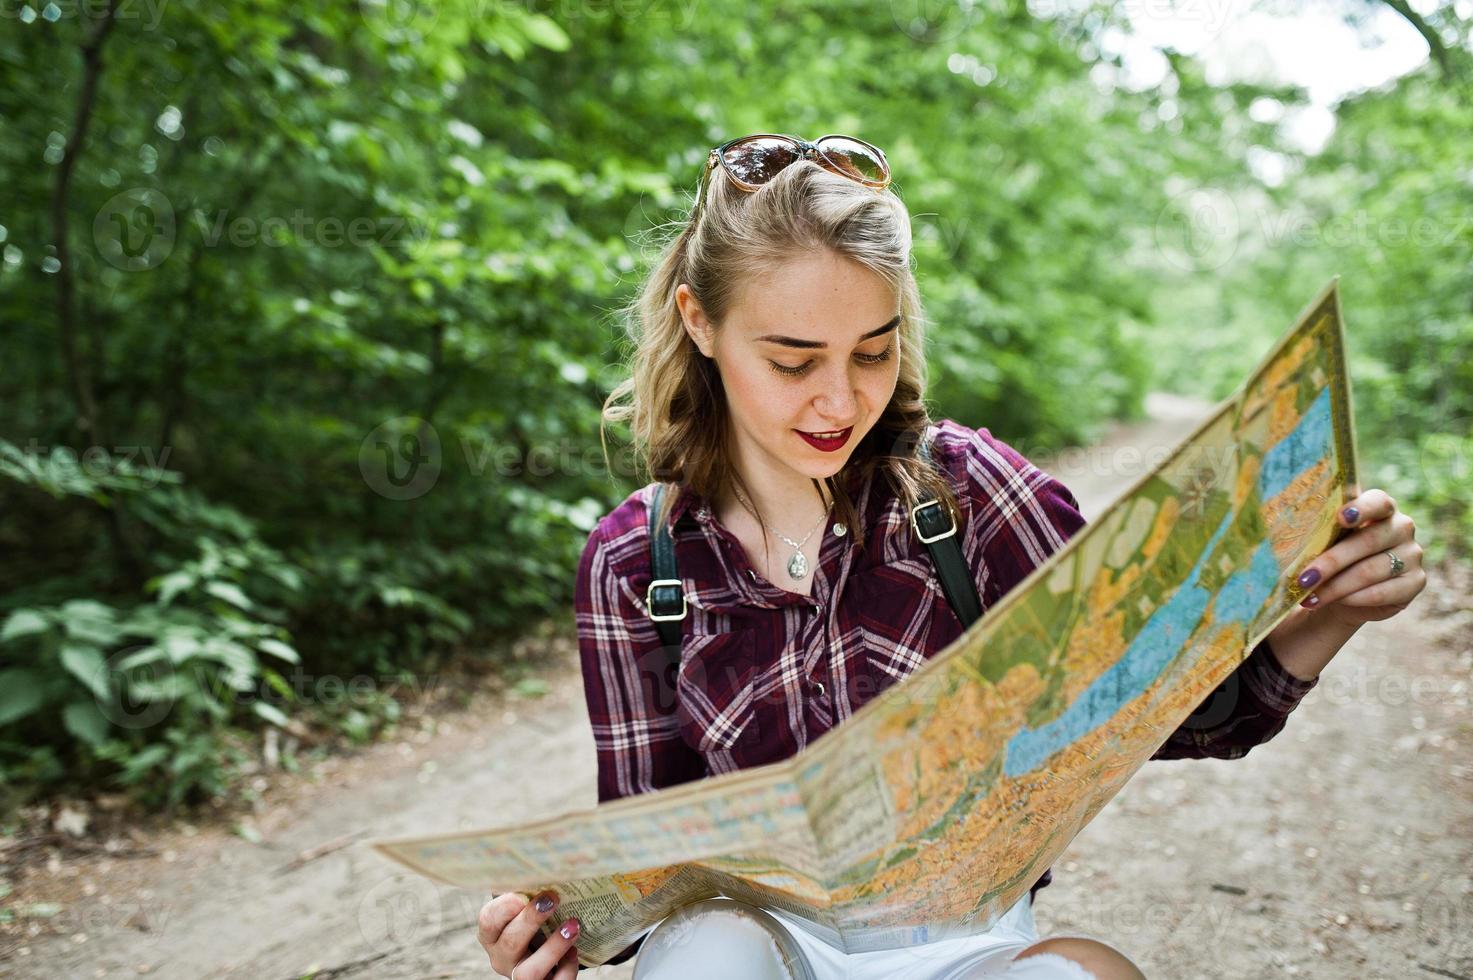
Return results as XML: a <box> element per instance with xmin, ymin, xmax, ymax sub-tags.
<box><xmin>645</xmin><ymin>483</ymin><xmax>687</xmax><ymax>653</ymax></box>
<box><xmin>912</xmin><ymin>436</ymin><xmax>984</xmax><ymax>629</ymax></box>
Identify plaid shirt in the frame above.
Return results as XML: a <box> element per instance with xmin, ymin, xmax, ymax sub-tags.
<box><xmin>575</xmin><ymin>418</ymin><xmax>1319</xmax><ymax>914</ymax></box>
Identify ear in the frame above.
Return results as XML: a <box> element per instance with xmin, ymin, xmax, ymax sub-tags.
<box><xmin>675</xmin><ymin>283</ymin><xmax>715</xmax><ymax>359</ymax></box>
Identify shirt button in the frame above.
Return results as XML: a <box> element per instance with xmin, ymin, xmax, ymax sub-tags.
<box><xmin>812</xmin><ymin>680</ymin><xmax>827</xmax><ymax>699</ymax></box>
<box><xmin>747</xmin><ymin>568</ymin><xmax>758</xmax><ymax>582</ymax></box>
<box><xmin>832</xmin><ymin>522</ymin><xmax>847</xmax><ymax>537</ymax></box>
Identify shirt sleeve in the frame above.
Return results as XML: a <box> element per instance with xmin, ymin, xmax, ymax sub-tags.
<box><xmin>575</xmin><ymin>520</ymin><xmax>707</xmax><ymax>805</ymax></box>
<box><xmin>1149</xmin><ymin>636</ymin><xmax>1318</xmax><ymax>760</ymax></box>
<box><xmin>956</xmin><ymin>425</ymin><xmax>1318</xmax><ymax>763</ymax></box>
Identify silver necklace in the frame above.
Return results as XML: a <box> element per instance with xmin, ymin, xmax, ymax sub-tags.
<box><xmin>733</xmin><ymin>485</ymin><xmax>832</xmax><ymax>580</ymax></box>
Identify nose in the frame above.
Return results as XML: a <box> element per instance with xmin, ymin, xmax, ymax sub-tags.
<box><xmin>813</xmin><ymin>363</ymin><xmax>860</xmax><ymax>425</ymax></box>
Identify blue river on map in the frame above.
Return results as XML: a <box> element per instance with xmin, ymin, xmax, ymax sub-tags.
<box><xmin>1002</xmin><ymin>387</ymin><xmax>1333</xmax><ymax>777</ymax></box>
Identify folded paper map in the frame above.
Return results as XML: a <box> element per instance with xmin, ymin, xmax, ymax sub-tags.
<box><xmin>372</xmin><ymin>277</ymin><xmax>1359</xmax><ymax>967</ymax></box>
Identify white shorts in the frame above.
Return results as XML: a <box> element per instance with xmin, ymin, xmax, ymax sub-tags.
<box><xmin>632</xmin><ymin>892</ymin><xmax>1098</xmax><ymax>980</ymax></box>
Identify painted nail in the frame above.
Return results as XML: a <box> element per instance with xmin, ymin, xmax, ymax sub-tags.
<box><xmin>1302</xmin><ymin>594</ymin><xmax>1320</xmax><ymax>607</ymax></box>
<box><xmin>1297</xmin><ymin>567</ymin><xmax>1321</xmax><ymax>588</ymax></box>
<box><xmin>534</xmin><ymin>893</ymin><xmax>556</xmax><ymax>914</ymax></box>
<box><xmin>1342</xmin><ymin>506</ymin><xmax>1359</xmax><ymax>524</ymax></box>
<box><xmin>559</xmin><ymin>917</ymin><xmax>580</xmax><ymax>940</ymax></box>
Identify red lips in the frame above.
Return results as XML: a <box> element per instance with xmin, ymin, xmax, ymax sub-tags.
<box><xmin>795</xmin><ymin>426</ymin><xmax>853</xmax><ymax>452</ymax></box>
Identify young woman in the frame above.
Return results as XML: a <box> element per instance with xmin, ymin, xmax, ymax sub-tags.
<box><xmin>476</xmin><ymin>134</ymin><xmax>1427</xmax><ymax>980</ymax></box>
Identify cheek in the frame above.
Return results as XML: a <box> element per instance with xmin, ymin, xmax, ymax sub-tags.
<box><xmin>722</xmin><ymin>359</ymin><xmax>795</xmax><ymax>417</ymax></box>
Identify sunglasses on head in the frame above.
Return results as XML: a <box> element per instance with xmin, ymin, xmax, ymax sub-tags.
<box><xmin>692</xmin><ymin>133</ymin><xmax>891</xmax><ymax>218</ymax></box>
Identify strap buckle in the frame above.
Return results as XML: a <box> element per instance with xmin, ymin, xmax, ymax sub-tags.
<box><xmin>910</xmin><ymin>499</ymin><xmax>957</xmax><ymax>544</ymax></box>
<box><xmin>646</xmin><ymin>579</ymin><xmax>688</xmax><ymax>622</ymax></box>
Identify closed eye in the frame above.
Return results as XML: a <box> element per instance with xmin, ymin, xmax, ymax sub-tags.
<box><xmin>769</xmin><ymin>344</ymin><xmax>893</xmax><ymax>378</ymax></box>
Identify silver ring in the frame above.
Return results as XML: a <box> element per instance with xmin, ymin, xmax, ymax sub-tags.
<box><xmin>510</xmin><ymin>957</ymin><xmax>524</xmax><ymax>980</ymax></box>
<box><xmin>1387</xmin><ymin>550</ymin><xmax>1406</xmax><ymax>577</ymax></box>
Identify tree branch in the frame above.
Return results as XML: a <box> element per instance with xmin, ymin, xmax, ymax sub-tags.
<box><xmin>52</xmin><ymin>0</ymin><xmax>122</xmax><ymax>444</ymax></box>
<box><xmin>1380</xmin><ymin>0</ymin><xmax>1460</xmax><ymax>82</ymax></box>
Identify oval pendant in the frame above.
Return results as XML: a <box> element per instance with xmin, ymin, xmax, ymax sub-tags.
<box><xmin>787</xmin><ymin>551</ymin><xmax>808</xmax><ymax>580</ymax></box>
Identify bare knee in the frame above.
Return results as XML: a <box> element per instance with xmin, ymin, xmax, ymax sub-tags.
<box><xmin>1012</xmin><ymin>936</ymin><xmax>1147</xmax><ymax>980</ymax></box>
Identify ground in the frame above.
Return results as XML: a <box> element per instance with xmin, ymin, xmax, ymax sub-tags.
<box><xmin>3</xmin><ymin>394</ymin><xmax>1469</xmax><ymax>980</ymax></box>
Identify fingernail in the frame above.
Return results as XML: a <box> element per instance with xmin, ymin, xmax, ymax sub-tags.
<box><xmin>559</xmin><ymin>917</ymin><xmax>580</xmax><ymax>940</ymax></box>
<box><xmin>1297</xmin><ymin>567</ymin><xmax>1321</xmax><ymax>588</ymax></box>
<box><xmin>1302</xmin><ymin>594</ymin><xmax>1319</xmax><ymax>607</ymax></box>
<box><xmin>1342</xmin><ymin>506</ymin><xmax>1359</xmax><ymax>524</ymax></box>
<box><xmin>535</xmin><ymin>893</ymin><xmax>556</xmax><ymax>914</ymax></box>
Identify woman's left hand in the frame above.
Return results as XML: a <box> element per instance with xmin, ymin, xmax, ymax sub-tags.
<box><xmin>1293</xmin><ymin>489</ymin><xmax>1427</xmax><ymax>627</ymax></box>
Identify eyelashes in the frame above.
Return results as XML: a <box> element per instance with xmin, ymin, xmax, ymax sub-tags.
<box><xmin>768</xmin><ymin>344</ymin><xmax>894</xmax><ymax>378</ymax></box>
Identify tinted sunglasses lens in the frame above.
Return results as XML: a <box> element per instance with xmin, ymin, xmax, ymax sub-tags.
<box><xmin>817</xmin><ymin>137</ymin><xmax>887</xmax><ymax>183</ymax></box>
<box><xmin>721</xmin><ymin>137</ymin><xmax>801</xmax><ymax>185</ymax></box>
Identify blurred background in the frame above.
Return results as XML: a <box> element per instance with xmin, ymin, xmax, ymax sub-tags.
<box><xmin>0</xmin><ymin>1</ymin><xmax>1470</xmax><ymax>971</ymax></box>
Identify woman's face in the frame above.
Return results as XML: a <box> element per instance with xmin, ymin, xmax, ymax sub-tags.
<box><xmin>677</xmin><ymin>249</ymin><xmax>902</xmax><ymax>492</ymax></box>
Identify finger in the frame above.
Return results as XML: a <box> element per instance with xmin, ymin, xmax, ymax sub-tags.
<box><xmin>498</xmin><ymin>891</ymin><xmax>564</xmax><ymax>968</ymax></box>
<box><xmin>1337</xmin><ymin>488</ymin><xmax>1396</xmax><ymax>528</ymax></box>
<box><xmin>553</xmin><ymin>944</ymin><xmax>582</xmax><ymax>978</ymax></box>
<box><xmin>478</xmin><ymin>893</ymin><xmax>530</xmax><ymax>954</ymax></box>
<box><xmin>1294</xmin><ymin>511</ymin><xmax>1409</xmax><ymax>594</ymax></box>
<box><xmin>1330</xmin><ymin>566</ymin><xmax>1425</xmax><ymax>607</ymax></box>
<box><xmin>513</xmin><ymin>916</ymin><xmax>581</xmax><ymax>980</ymax></box>
<box><xmin>1303</xmin><ymin>543</ymin><xmax>1424</xmax><ymax>608</ymax></box>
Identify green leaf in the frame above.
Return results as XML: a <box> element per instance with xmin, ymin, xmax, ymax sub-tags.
<box><xmin>520</xmin><ymin>14</ymin><xmax>570</xmax><ymax>52</ymax></box>
<box><xmin>62</xmin><ymin>700</ymin><xmax>112</xmax><ymax>748</ymax></box>
<box><xmin>204</xmin><ymin>581</ymin><xmax>254</xmax><ymax>610</ymax></box>
<box><xmin>0</xmin><ymin>609</ymin><xmax>51</xmax><ymax>643</ymax></box>
<box><xmin>60</xmin><ymin>599</ymin><xmax>116</xmax><ymax>621</ymax></box>
<box><xmin>257</xmin><ymin>638</ymin><xmax>301</xmax><ymax>664</ymax></box>
<box><xmin>0</xmin><ymin>669</ymin><xmax>47</xmax><ymax>724</ymax></box>
<box><xmin>59</xmin><ymin>643</ymin><xmax>110</xmax><ymax>701</ymax></box>
<box><xmin>512</xmin><ymin>677</ymin><xmax>549</xmax><ymax>698</ymax></box>
<box><xmin>150</xmin><ymin>570</ymin><xmax>195</xmax><ymax>606</ymax></box>
<box><xmin>252</xmin><ymin>700</ymin><xmax>290</xmax><ymax>727</ymax></box>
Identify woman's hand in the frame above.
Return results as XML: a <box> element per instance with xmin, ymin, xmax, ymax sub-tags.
<box><xmin>1294</xmin><ymin>489</ymin><xmax>1426</xmax><ymax>626</ymax></box>
<box><xmin>1265</xmin><ymin>489</ymin><xmax>1428</xmax><ymax>682</ymax></box>
<box><xmin>477</xmin><ymin>890</ymin><xmax>581</xmax><ymax>979</ymax></box>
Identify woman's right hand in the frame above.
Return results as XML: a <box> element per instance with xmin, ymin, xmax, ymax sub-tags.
<box><xmin>477</xmin><ymin>890</ymin><xmax>581</xmax><ymax>979</ymax></box>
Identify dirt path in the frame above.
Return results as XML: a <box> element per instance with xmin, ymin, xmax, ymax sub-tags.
<box><xmin>5</xmin><ymin>394</ymin><xmax>1470</xmax><ymax>980</ymax></box>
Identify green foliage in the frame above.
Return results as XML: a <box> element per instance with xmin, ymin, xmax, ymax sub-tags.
<box><xmin>0</xmin><ymin>0</ymin><xmax>1466</xmax><ymax>808</ymax></box>
<box><xmin>1137</xmin><ymin>51</ymin><xmax>1473</xmax><ymax>563</ymax></box>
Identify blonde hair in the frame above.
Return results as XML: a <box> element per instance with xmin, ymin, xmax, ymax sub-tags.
<box><xmin>600</xmin><ymin>157</ymin><xmax>960</xmax><ymax>567</ymax></box>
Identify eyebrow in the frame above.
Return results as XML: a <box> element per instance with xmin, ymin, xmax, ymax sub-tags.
<box><xmin>754</xmin><ymin>314</ymin><xmax>901</xmax><ymax>350</ymax></box>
